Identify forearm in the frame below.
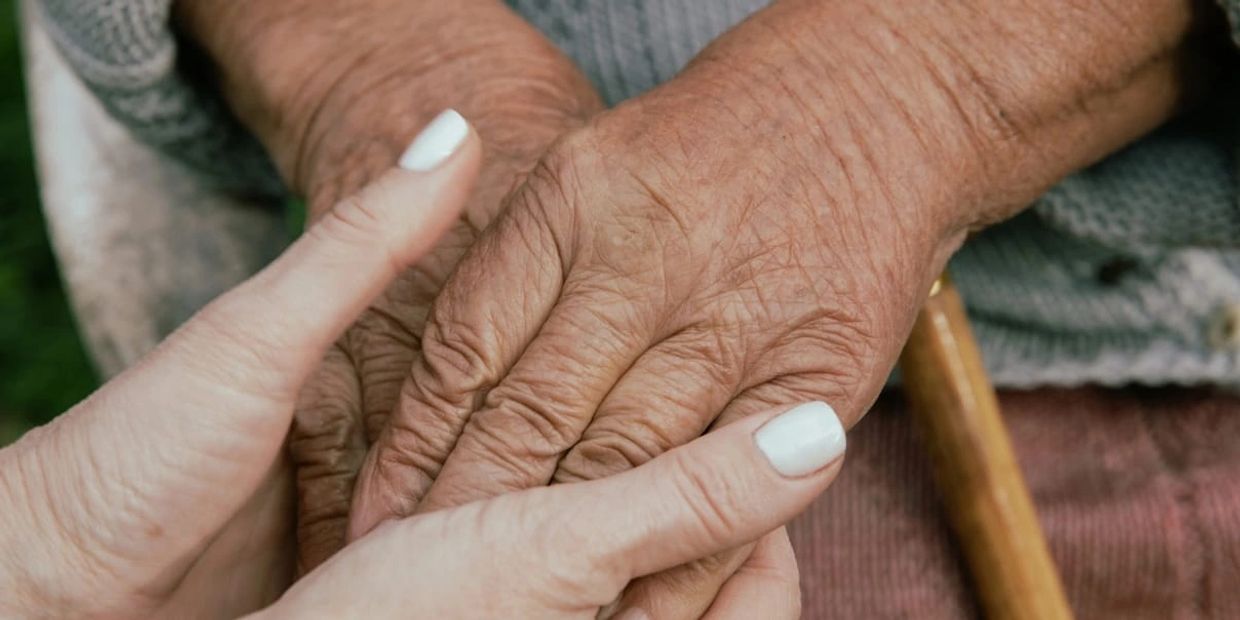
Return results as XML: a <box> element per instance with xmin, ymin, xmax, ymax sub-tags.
<box><xmin>175</xmin><ymin>0</ymin><xmax>601</xmax><ymax>213</ymax></box>
<box><xmin>630</xmin><ymin>0</ymin><xmax>1223</xmax><ymax>240</ymax></box>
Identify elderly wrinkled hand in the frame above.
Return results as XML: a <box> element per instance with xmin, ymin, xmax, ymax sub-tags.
<box><xmin>352</xmin><ymin>0</ymin><xmax>1201</xmax><ymax>612</ymax></box>
<box><xmin>174</xmin><ymin>0</ymin><xmax>605</xmax><ymax>572</ymax></box>
<box><xmin>352</xmin><ymin>69</ymin><xmax>949</xmax><ymax>618</ymax></box>
<box><xmin>175</xmin><ymin>1</ymin><xmax>788</xmax><ymax>612</ymax></box>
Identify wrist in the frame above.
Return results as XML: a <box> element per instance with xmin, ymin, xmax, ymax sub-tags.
<box><xmin>175</xmin><ymin>0</ymin><xmax>601</xmax><ymax>212</ymax></box>
<box><xmin>295</xmin><ymin>46</ymin><xmax>599</xmax><ymax>217</ymax></box>
<box><xmin>668</xmin><ymin>0</ymin><xmax>1218</xmax><ymax>239</ymax></box>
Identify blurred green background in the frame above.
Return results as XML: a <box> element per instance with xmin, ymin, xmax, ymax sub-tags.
<box><xmin>0</xmin><ymin>3</ymin><xmax>99</xmax><ymax>445</ymax></box>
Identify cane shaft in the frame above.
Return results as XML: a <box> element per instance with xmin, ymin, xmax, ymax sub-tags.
<box><xmin>899</xmin><ymin>275</ymin><xmax>1072</xmax><ymax>620</ymax></box>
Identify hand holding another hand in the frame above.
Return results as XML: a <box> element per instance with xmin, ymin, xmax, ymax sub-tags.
<box><xmin>352</xmin><ymin>79</ymin><xmax>946</xmax><ymax>617</ymax></box>
<box><xmin>177</xmin><ymin>0</ymin><xmax>604</xmax><ymax>571</ymax></box>
<box><xmin>266</xmin><ymin>400</ymin><xmax>843</xmax><ymax>619</ymax></box>
<box><xmin>176</xmin><ymin>1</ymin><xmax>784</xmax><ymax>611</ymax></box>
<box><xmin>352</xmin><ymin>0</ymin><xmax>1206</xmax><ymax>614</ymax></box>
<box><xmin>0</xmin><ymin>113</ymin><xmax>483</xmax><ymax>617</ymax></box>
<box><xmin>0</xmin><ymin>112</ymin><xmax>845</xmax><ymax>618</ymax></box>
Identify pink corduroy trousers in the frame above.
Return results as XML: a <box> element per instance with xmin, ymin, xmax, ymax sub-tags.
<box><xmin>793</xmin><ymin>387</ymin><xmax>1240</xmax><ymax>619</ymax></box>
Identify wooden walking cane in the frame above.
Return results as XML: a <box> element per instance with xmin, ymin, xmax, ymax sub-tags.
<box><xmin>898</xmin><ymin>273</ymin><xmax>1073</xmax><ymax>620</ymax></box>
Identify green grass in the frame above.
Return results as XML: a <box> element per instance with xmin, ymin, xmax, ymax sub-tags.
<box><xmin>0</xmin><ymin>2</ymin><xmax>99</xmax><ymax>445</ymax></box>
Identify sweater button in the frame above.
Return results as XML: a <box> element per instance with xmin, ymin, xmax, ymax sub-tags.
<box><xmin>1096</xmin><ymin>257</ymin><xmax>1137</xmax><ymax>286</ymax></box>
<box><xmin>1207</xmin><ymin>305</ymin><xmax>1240</xmax><ymax>350</ymax></box>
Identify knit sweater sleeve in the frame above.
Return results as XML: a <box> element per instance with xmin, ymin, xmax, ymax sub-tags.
<box><xmin>34</xmin><ymin>0</ymin><xmax>283</xmax><ymax>197</ymax></box>
<box><xmin>30</xmin><ymin>0</ymin><xmax>1240</xmax><ymax>215</ymax></box>
<box><xmin>1005</xmin><ymin>1</ymin><xmax>1240</xmax><ymax>251</ymax></box>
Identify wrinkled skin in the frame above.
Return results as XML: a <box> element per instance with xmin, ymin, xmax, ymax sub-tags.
<box><xmin>183</xmin><ymin>0</ymin><xmax>803</xmax><ymax>607</ymax></box>
<box><xmin>267</xmin><ymin>406</ymin><xmax>836</xmax><ymax>619</ymax></box>
<box><xmin>288</xmin><ymin>99</ymin><xmax>580</xmax><ymax>570</ymax></box>
<box><xmin>287</xmin><ymin>88</ymin><xmax>807</xmax><ymax>614</ymax></box>
<box><xmin>346</xmin><ymin>0</ymin><xmax>1213</xmax><ymax>613</ymax></box>
<box><xmin>0</xmin><ymin>137</ymin><xmax>814</xmax><ymax>618</ymax></box>
<box><xmin>349</xmin><ymin>85</ymin><xmax>964</xmax><ymax>614</ymax></box>
<box><xmin>350</xmin><ymin>106</ymin><xmax>954</xmax><ymax>512</ymax></box>
<box><xmin>216</xmin><ymin>10</ymin><xmax>606</xmax><ymax>572</ymax></box>
<box><xmin>181</xmin><ymin>0</ymin><xmax>1214</xmax><ymax>615</ymax></box>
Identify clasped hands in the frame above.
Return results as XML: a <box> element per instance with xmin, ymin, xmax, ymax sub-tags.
<box><xmin>279</xmin><ymin>0</ymin><xmax>1195</xmax><ymax>612</ymax></box>
<box><xmin>0</xmin><ymin>112</ymin><xmax>848</xmax><ymax>618</ymax></box>
<box><xmin>3</xmin><ymin>0</ymin><xmax>1205</xmax><ymax>615</ymax></box>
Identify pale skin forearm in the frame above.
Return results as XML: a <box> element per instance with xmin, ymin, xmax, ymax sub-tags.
<box><xmin>174</xmin><ymin>0</ymin><xmax>602</xmax><ymax>215</ymax></box>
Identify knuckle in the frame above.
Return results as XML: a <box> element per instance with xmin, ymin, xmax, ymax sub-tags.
<box><xmin>374</xmin><ymin>409</ymin><xmax>452</xmax><ymax>490</ymax></box>
<box><xmin>473</xmin><ymin>196</ymin><xmax>565</xmax><ymax>294</ymax></box>
<box><xmin>314</xmin><ymin>192</ymin><xmax>387</xmax><ymax>246</ymax></box>
<box><xmin>291</xmin><ymin>355</ymin><xmax>361</xmax><ymax>456</ymax></box>
<box><xmin>444</xmin><ymin>435</ymin><xmax>540</xmax><ymax>498</ymax></box>
<box><xmin>665</xmin><ymin>451</ymin><xmax>741</xmax><ymax>547</ymax></box>
<box><xmin>367</xmin><ymin>356</ymin><xmax>497</xmax><ymax>495</ymax></box>
<box><xmin>290</xmin><ymin>354</ymin><xmax>369</xmax><ymax>558</ymax></box>
<box><xmin>480</xmin><ymin>384</ymin><xmax>585</xmax><ymax>455</ymax></box>
<box><xmin>293</xmin><ymin>471</ymin><xmax>354</xmax><ymax>570</ymax></box>
<box><xmin>364</xmin><ymin>453</ymin><xmax>431</xmax><ymax>518</ymax></box>
<box><xmin>417</xmin><ymin>313</ymin><xmax>500</xmax><ymax>404</ymax></box>
<box><xmin>358</xmin><ymin>371</ymin><xmax>405</xmax><ymax>442</ymax></box>
<box><xmin>796</xmin><ymin>311</ymin><xmax>876</xmax><ymax>373</ymax></box>
<box><xmin>554</xmin><ymin>422</ymin><xmax>672</xmax><ymax>483</ymax></box>
<box><xmin>526</xmin><ymin>130</ymin><xmax>593</xmax><ymax>210</ymax></box>
<box><xmin>652</xmin><ymin>551</ymin><xmax>741</xmax><ymax>599</ymax></box>
<box><xmin>351</xmin><ymin>304</ymin><xmax>421</xmax><ymax>351</ymax></box>
<box><xmin>309</xmin><ymin>189</ymin><xmax>405</xmax><ymax>277</ymax></box>
<box><xmin>552</xmin><ymin>293</ymin><xmax>645</xmax><ymax>360</ymax></box>
<box><xmin>349</xmin><ymin>340</ymin><xmax>416</xmax><ymax>442</ymax></box>
<box><xmin>509</xmin><ymin>130</ymin><xmax>598</xmax><ymax>261</ymax></box>
<box><xmin>751</xmin><ymin>310</ymin><xmax>880</xmax><ymax>414</ymax></box>
<box><xmin>394</xmin><ymin>378</ymin><xmax>471</xmax><ymax>451</ymax></box>
<box><xmin>555</xmin><ymin>438</ymin><xmax>644</xmax><ymax>484</ymax></box>
<box><xmin>290</xmin><ymin>396</ymin><xmax>363</xmax><ymax>466</ymax></box>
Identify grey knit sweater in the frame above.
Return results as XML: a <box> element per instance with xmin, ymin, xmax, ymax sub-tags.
<box><xmin>36</xmin><ymin>0</ymin><xmax>1240</xmax><ymax>387</ymax></box>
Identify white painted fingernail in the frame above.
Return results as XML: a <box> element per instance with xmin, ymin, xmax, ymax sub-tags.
<box><xmin>612</xmin><ymin>608</ymin><xmax>651</xmax><ymax>620</ymax></box>
<box><xmin>755</xmin><ymin>401</ymin><xmax>846</xmax><ymax>477</ymax></box>
<box><xmin>398</xmin><ymin>109</ymin><xmax>470</xmax><ymax>171</ymax></box>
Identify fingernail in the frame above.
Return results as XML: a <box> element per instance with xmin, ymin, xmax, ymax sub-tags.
<box><xmin>398</xmin><ymin>109</ymin><xmax>470</xmax><ymax>171</ymax></box>
<box><xmin>613</xmin><ymin>608</ymin><xmax>651</xmax><ymax>620</ymax></box>
<box><xmin>755</xmin><ymin>401</ymin><xmax>846</xmax><ymax>477</ymax></box>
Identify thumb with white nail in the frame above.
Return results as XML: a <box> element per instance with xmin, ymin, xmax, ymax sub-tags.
<box><xmin>258</xmin><ymin>401</ymin><xmax>846</xmax><ymax>619</ymax></box>
<box><xmin>0</xmin><ymin>106</ymin><xmax>849</xmax><ymax>618</ymax></box>
<box><xmin>0</xmin><ymin>110</ymin><xmax>480</xmax><ymax>618</ymax></box>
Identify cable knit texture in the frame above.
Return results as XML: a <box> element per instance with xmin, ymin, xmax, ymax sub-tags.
<box><xmin>36</xmin><ymin>0</ymin><xmax>282</xmax><ymax>196</ymax></box>
<box><xmin>34</xmin><ymin>0</ymin><xmax>1240</xmax><ymax>387</ymax></box>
